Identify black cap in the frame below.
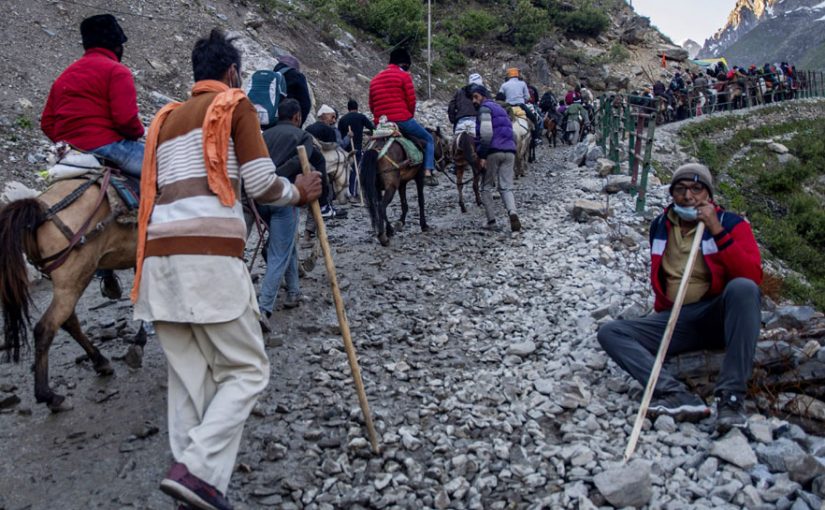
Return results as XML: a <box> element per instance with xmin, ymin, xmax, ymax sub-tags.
<box><xmin>389</xmin><ymin>47</ymin><xmax>411</xmax><ymax>66</ymax></box>
<box><xmin>468</xmin><ymin>84</ymin><xmax>489</xmax><ymax>97</ymax></box>
<box><xmin>80</xmin><ymin>14</ymin><xmax>127</xmax><ymax>51</ymax></box>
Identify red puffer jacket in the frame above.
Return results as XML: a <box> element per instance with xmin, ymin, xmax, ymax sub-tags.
<box><xmin>41</xmin><ymin>48</ymin><xmax>144</xmax><ymax>151</ymax></box>
<box><xmin>368</xmin><ymin>64</ymin><xmax>416</xmax><ymax>123</ymax></box>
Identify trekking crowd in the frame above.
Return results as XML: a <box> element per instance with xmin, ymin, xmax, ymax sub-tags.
<box><xmin>36</xmin><ymin>15</ymin><xmax>765</xmax><ymax>509</ymax></box>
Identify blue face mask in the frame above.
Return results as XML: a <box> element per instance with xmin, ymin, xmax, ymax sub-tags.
<box><xmin>673</xmin><ymin>204</ymin><xmax>698</xmax><ymax>221</ymax></box>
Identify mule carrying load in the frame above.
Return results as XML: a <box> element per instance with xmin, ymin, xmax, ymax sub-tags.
<box><xmin>0</xmin><ymin>144</ymin><xmax>145</xmax><ymax>412</ymax></box>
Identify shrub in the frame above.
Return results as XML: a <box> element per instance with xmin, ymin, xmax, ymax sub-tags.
<box><xmin>499</xmin><ymin>0</ymin><xmax>549</xmax><ymax>53</ymax></box>
<box><xmin>336</xmin><ymin>0</ymin><xmax>425</xmax><ymax>48</ymax></box>
<box><xmin>432</xmin><ymin>34</ymin><xmax>466</xmax><ymax>72</ymax></box>
<box><xmin>453</xmin><ymin>9</ymin><xmax>498</xmax><ymax>40</ymax></box>
<box><xmin>554</xmin><ymin>6</ymin><xmax>609</xmax><ymax>37</ymax></box>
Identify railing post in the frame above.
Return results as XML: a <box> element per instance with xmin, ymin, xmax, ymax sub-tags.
<box><xmin>635</xmin><ymin>117</ymin><xmax>656</xmax><ymax>214</ymax></box>
<box><xmin>609</xmin><ymin>103</ymin><xmax>621</xmax><ymax>174</ymax></box>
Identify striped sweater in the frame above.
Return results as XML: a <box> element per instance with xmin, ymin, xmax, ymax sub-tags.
<box><xmin>146</xmin><ymin>90</ymin><xmax>298</xmax><ymax>258</ymax></box>
<box><xmin>134</xmin><ymin>89</ymin><xmax>299</xmax><ymax>324</ymax></box>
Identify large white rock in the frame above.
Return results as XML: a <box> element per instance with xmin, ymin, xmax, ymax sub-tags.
<box><xmin>593</xmin><ymin>459</ymin><xmax>652</xmax><ymax>508</ymax></box>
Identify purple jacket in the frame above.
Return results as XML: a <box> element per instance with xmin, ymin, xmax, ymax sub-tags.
<box><xmin>475</xmin><ymin>98</ymin><xmax>515</xmax><ymax>158</ymax></box>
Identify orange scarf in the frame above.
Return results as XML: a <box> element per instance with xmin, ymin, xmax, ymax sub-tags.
<box><xmin>131</xmin><ymin>80</ymin><xmax>247</xmax><ymax>302</ymax></box>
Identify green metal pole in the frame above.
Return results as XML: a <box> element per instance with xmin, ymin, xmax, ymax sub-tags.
<box><xmin>635</xmin><ymin>117</ymin><xmax>657</xmax><ymax>213</ymax></box>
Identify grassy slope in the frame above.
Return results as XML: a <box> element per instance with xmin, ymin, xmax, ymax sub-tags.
<box><xmin>679</xmin><ymin>106</ymin><xmax>825</xmax><ymax>310</ymax></box>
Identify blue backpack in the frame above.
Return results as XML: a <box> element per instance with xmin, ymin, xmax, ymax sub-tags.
<box><xmin>246</xmin><ymin>68</ymin><xmax>288</xmax><ymax>129</ymax></box>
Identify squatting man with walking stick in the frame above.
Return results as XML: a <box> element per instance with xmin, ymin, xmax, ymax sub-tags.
<box><xmin>598</xmin><ymin>163</ymin><xmax>763</xmax><ymax>433</ymax></box>
<box><xmin>132</xmin><ymin>30</ymin><xmax>322</xmax><ymax>509</ymax></box>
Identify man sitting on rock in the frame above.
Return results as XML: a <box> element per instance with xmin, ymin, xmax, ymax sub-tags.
<box><xmin>598</xmin><ymin>163</ymin><xmax>763</xmax><ymax>432</ymax></box>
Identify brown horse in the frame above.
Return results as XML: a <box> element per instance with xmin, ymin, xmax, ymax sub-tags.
<box><xmin>360</xmin><ymin>128</ymin><xmax>446</xmax><ymax>246</ymax></box>
<box><xmin>0</xmin><ymin>178</ymin><xmax>138</xmax><ymax>412</ymax></box>
<box><xmin>543</xmin><ymin>113</ymin><xmax>559</xmax><ymax>147</ymax></box>
<box><xmin>452</xmin><ymin>131</ymin><xmax>481</xmax><ymax>213</ymax></box>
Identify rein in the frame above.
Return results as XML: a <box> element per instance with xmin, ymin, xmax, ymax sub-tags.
<box><xmin>34</xmin><ymin>169</ymin><xmax>116</xmax><ymax>274</ymax></box>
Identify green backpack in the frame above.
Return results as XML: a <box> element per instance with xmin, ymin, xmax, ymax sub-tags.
<box><xmin>246</xmin><ymin>68</ymin><xmax>288</xmax><ymax>129</ymax></box>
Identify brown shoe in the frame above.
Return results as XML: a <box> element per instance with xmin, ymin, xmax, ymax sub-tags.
<box><xmin>509</xmin><ymin>213</ymin><xmax>522</xmax><ymax>232</ymax></box>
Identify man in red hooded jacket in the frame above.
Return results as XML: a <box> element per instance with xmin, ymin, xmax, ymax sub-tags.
<box><xmin>368</xmin><ymin>47</ymin><xmax>437</xmax><ymax>186</ymax></box>
<box><xmin>41</xmin><ymin>14</ymin><xmax>144</xmax><ymax>177</ymax></box>
<box><xmin>598</xmin><ymin>163</ymin><xmax>762</xmax><ymax>433</ymax></box>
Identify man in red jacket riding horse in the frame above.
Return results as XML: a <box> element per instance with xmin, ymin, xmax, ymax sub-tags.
<box><xmin>598</xmin><ymin>164</ymin><xmax>762</xmax><ymax>433</ymax></box>
<box><xmin>41</xmin><ymin>14</ymin><xmax>145</xmax><ymax>178</ymax></box>
<box><xmin>368</xmin><ymin>47</ymin><xmax>438</xmax><ymax>186</ymax></box>
<box><xmin>41</xmin><ymin>14</ymin><xmax>145</xmax><ymax>300</ymax></box>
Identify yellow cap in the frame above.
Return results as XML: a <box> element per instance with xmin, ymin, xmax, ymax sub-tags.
<box><xmin>506</xmin><ymin>67</ymin><xmax>519</xmax><ymax>79</ymax></box>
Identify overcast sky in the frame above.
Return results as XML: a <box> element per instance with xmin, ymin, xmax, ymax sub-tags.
<box><xmin>630</xmin><ymin>0</ymin><xmax>737</xmax><ymax>45</ymax></box>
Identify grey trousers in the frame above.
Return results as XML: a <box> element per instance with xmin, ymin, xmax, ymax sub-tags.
<box><xmin>481</xmin><ymin>151</ymin><xmax>517</xmax><ymax>222</ymax></box>
<box><xmin>597</xmin><ymin>278</ymin><xmax>761</xmax><ymax>397</ymax></box>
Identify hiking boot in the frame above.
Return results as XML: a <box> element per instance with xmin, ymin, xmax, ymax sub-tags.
<box><xmin>484</xmin><ymin>219</ymin><xmax>498</xmax><ymax>231</ymax></box>
<box><xmin>649</xmin><ymin>391</ymin><xmax>710</xmax><ymax>422</ymax></box>
<box><xmin>509</xmin><ymin>213</ymin><xmax>522</xmax><ymax>232</ymax></box>
<box><xmin>99</xmin><ymin>270</ymin><xmax>122</xmax><ymax>300</ymax></box>
<box><xmin>283</xmin><ymin>293</ymin><xmax>301</xmax><ymax>309</ymax></box>
<box><xmin>259</xmin><ymin>311</ymin><xmax>272</xmax><ymax>334</ymax></box>
<box><xmin>332</xmin><ymin>207</ymin><xmax>348</xmax><ymax>219</ymax></box>
<box><xmin>424</xmin><ymin>172</ymin><xmax>439</xmax><ymax>187</ymax></box>
<box><xmin>159</xmin><ymin>462</ymin><xmax>233</xmax><ymax>510</ymax></box>
<box><xmin>716</xmin><ymin>392</ymin><xmax>748</xmax><ymax>433</ymax></box>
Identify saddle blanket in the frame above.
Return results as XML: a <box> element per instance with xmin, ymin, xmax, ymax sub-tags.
<box><xmin>368</xmin><ymin>122</ymin><xmax>423</xmax><ymax>167</ymax></box>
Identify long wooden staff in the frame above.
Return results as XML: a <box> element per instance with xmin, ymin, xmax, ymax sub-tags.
<box><xmin>624</xmin><ymin>222</ymin><xmax>706</xmax><ymax>462</ymax></box>
<box><xmin>297</xmin><ymin>146</ymin><xmax>380</xmax><ymax>453</ymax></box>
<box><xmin>349</xmin><ymin>127</ymin><xmax>365</xmax><ymax>206</ymax></box>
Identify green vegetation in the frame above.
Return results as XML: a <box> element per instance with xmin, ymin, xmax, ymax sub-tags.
<box><xmin>681</xmin><ymin>113</ymin><xmax>825</xmax><ymax>310</ymax></box>
<box><xmin>281</xmin><ymin>0</ymin><xmax>618</xmax><ymax>73</ymax></box>
<box><xmin>15</xmin><ymin>115</ymin><xmax>32</xmax><ymax>130</ymax></box>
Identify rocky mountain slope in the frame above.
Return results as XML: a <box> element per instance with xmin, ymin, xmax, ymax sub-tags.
<box><xmin>699</xmin><ymin>0</ymin><xmax>825</xmax><ymax>67</ymax></box>
<box><xmin>682</xmin><ymin>38</ymin><xmax>702</xmax><ymax>59</ymax></box>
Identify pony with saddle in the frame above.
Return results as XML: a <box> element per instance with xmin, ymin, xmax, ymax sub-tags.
<box><xmin>359</xmin><ymin>121</ymin><xmax>447</xmax><ymax>246</ymax></box>
<box><xmin>507</xmin><ymin>106</ymin><xmax>533</xmax><ymax>178</ymax></box>
<box><xmin>449</xmin><ymin>128</ymin><xmax>482</xmax><ymax>213</ymax></box>
<box><xmin>315</xmin><ymin>140</ymin><xmax>352</xmax><ymax>205</ymax></box>
<box><xmin>0</xmin><ymin>146</ymin><xmax>145</xmax><ymax>412</ymax></box>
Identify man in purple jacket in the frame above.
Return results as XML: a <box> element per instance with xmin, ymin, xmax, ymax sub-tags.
<box><xmin>470</xmin><ymin>84</ymin><xmax>521</xmax><ymax>232</ymax></box>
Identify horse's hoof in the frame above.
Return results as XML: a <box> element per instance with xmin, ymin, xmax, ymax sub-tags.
<box><xmin>379</xmin><ymin>235</ymin><xmax>390</xmax><ymax>246</ymax></box>
<box><xmin>393</xmin><ymin>221</ymin><xmax>404</xmax><ymax>233</ymax></box>
<box><xmin>421</xmin><ymin>225</ymin><xmax>430</xmax><ymax>233</ymax></box>
<box><xmin>94</xmin><ymin>359</ymin><xmax>114</xmax><ymax>377</ymax></box>
<box><xmin>460</xmin><ymin>205</ymin><xmax>467</xmax><ymax>214</ymax></box>
<box><xmin>48</xmin><ymin>395</ymin><xmax>73</xmax><ymax>413</ymax></box>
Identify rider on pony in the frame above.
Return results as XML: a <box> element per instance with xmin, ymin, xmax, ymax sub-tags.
<box><xmin>499</xmin><ymin>68</ymin><xmax>540</xmax><ymax>145</ymax></box>
<box><xmin>369</xmin><ymin>48</ymin><xmax>438</xmax><ymax>186</ymax></box>
<box><xmin>41</xmin><ymin>14</ymin><xmax>145</xmax><ymax>300</ymax></box>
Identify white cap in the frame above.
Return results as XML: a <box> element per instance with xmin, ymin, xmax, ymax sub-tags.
<box><xmin>317</xmin><ymin>104</ymin><xmax>335</xmax><ymax>117</ymax></box>
<box><xmin>468</xmin><ymin>73</ymin><xmax>483</xmax><ymax>86</ymax></box>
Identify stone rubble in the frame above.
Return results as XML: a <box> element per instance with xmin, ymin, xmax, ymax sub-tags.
<box><xmin>1</xmin><ymin>116</ymin><xmax>824</xmax><ymax>509</ymax></box>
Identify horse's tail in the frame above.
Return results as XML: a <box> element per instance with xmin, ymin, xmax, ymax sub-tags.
<box><xmin>359</xmin><ymin>150</ymin><xmax>380</xmax><ymax>228</ymax></box>
<box><xmin>0</xmin><ymin>199</ymin><xmax>44</xmax><ymax>362</ymax></box>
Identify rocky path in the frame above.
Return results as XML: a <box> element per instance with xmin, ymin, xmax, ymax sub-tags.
<box><xmin>1</xmin><ymin>141</ymin><xmax>823</xmax><ymax>510</ymax></box>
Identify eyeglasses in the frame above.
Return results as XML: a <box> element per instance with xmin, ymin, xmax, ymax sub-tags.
<box><xmin>672</xmin><ymin>183</ymin><xmax>706</xmax><ymax>196</ymax></box>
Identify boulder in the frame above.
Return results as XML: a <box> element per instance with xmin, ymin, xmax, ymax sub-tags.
<box><xmin>586</xmin><ymin>145</ymin><xmax>604</xmax><ymax>164</ymax></box>
<box><xmin>572</xmin><ymin>199</ymin><xmax>609</xmax><ymax>222</ymax></box>
<box><xmin>768</xmin><ymin>142</ymin><xmax>789</xmax><ymax>154</ymax></box>
<box><xmin>595</xmin><ymin>158</ymin><xmax>615</xmax><ymax>177</ymax></box>
<box><xmin>593</xmin><ymin>460</ymin><xmax>652</xmax><ymax>508</ymax></box>
<box><xmin>603</xmin><ymin>175</ymin><xmax>633</xmax><ymax>194</ymax></box>
<box><xmin>658</xmin><ymin>47</ymin><xmax>690</xmax><ymax>62</ymax></box>
<box><xmin>710</xmin><ymin>429</ymin><xmax>757</xmax><ymax>469</ymax></box>
<box><xmin>755</xmin><ymin>438</ymin><xmax>806</xmax><ymax>472</ymax></box>
<box><xmin>570</xmin><ymin>142</ymin><xmax>589</xmax><ymax>166</ymax></box>
<box><xmin>766</xmin><ymin>306</ymin><xmax>817</xmax><ymax>330</ymax></box>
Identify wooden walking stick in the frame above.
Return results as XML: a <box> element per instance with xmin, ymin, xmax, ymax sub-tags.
<box><xmin>624</xmin><ymin>222</ymin><xmax>706</xmax><ymax>462</ymax></box>
<box><xmin>297</xmin><ymin>146</ymin><xmax>380</xmax><ymax>453</ymax></box>
<box><xmin>349</xmin><ymin>127</ymin><xmax>365</xmax><ymax>206</ymax></box>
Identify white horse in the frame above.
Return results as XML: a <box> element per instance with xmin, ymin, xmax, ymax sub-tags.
<box><xmin>512</xmin><ymin>116</ymin><xmax>532</xmax><ymax>178</ymax></box>
<box><xmin>316</xmin><ymin>140</ymin><xmax>352</xmax><ymax>205</ymax></box>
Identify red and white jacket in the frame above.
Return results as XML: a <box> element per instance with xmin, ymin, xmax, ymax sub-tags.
<box><xmin>41</xmin><ymin>48</ymin><xmax>144</xmax><ymax>151</ymax></box>
<box><xmin>649</xmin><ymin>204</ymin><xmax>763</xmax><ymax>312</ymax></box>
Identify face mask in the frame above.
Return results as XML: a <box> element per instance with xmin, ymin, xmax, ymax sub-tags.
<box><xmin>673</xmin><ymin>204</ymin><xmax>698</xmax><ymax>221</ymax></box>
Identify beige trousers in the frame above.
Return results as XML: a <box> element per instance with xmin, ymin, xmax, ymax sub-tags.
<box><xmin>155</xmin><ymin>304</ymin><xmax>270</xmax><ymax>493</ymax></box>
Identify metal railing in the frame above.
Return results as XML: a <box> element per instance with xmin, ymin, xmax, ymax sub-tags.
<box><xmin>591</xmin><ymin>68</ymin><xmax>825</xmax><ymax>212</ymax></box>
